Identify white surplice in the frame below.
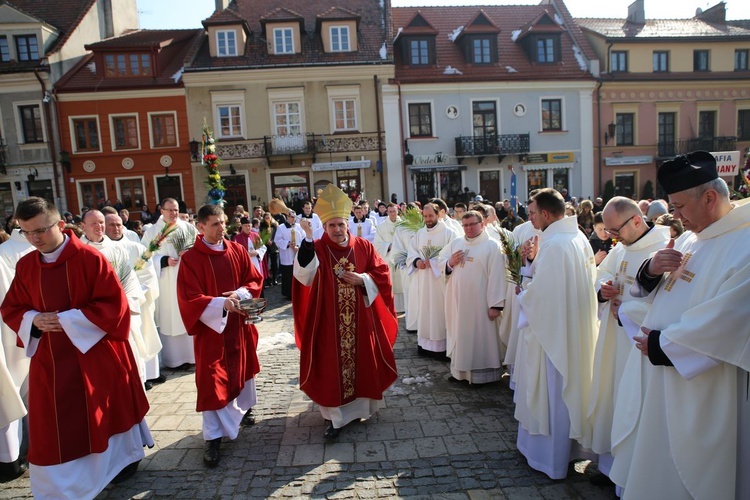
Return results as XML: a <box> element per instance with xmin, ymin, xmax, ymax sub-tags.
<box><xmin>296</xmin><ymin>213</ymin><xmax>323</xmax><ymax>240</ymax></box>
<box><xmin>274</xmin><ymin>223</ymin><xmax>305</xmax><ymax>266</ymax></box>
<box><xmin>406</xmin><ymin>221</ymin><xmax>459</xmax><ymax>353</ymax></box>
<box><xmin>439</xmin><ymin>230</ymin><xmax>507</xmax><ymax>383</ymax></box>
<box><xmin>610</xmin><ymin>201</ymin><xmax>750</xmax><ymax>500</ymax></box>
<box><xmin>348</xmin><ymin>216</ymin><xmax>377</xmax><ymax>242</ymax></box>
<box><xmin>374</xmin><ymin>216</ymin><xmax>404</xmax><ymax>313</ymax></box>
<box><xmin>391</xmin><ymin>225</ymin><xmax>418</xmax><ymax>330</ymax></box>
<box><xmin>587</xmin><ymin>225</ymin><xmax>670</xmax><ymax>476</ymax></box>
<box><xmin>141</xmin><ymin>218</ymin><xmax>196</xmax><ymax>367</ymax></box>
<box><xmin>515</xmin><ymin>216</ymin><xmax>598</xmax><ymax>479</ymax></box>
<box><xmin>111</xmin><ymin>236</ymin><xmax>163</xmax><ymax>380</ymax></box>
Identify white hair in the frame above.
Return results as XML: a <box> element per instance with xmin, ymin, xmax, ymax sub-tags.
<box><xmin>682</xmin><ymin>177</ymin><xmax>729</xmax><ymax>200</ymax></box>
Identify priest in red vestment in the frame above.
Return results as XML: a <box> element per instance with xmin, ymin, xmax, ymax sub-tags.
<box><xmin>0</xmin><ymin>197</ymin><xmax>152</xmax><ymax>499</ymax></box>
<box><xmin>293</xmin><ymin>185</ymin><xmax>398</xmax><ymax>440</ymax></box>
<box><xmin>177</xmin><ymin>204</ymin><xmax>263</xmax><ymax>467</ymax></box>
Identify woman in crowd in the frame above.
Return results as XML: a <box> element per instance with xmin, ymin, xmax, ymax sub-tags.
<box><xmin>260</xmin><ymin>211</ymin><xmax>280</xmax><ymax>287</ymax></box>
<box><xmin>577</xmin><ymin>199</ymin><xmax>595</xmax><ymax>237</ymax></box>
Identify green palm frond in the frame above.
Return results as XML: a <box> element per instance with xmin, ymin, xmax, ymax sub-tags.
<box><xmin>171</xmin><ymin>226</ymin><xmax>196</xmax><ymax>253</ymax></box>
<box><xmin>498</xmin><ymin>230</ymin><xmax>523</xmax><ymax>287</ymax></box>
<box><xmin>420</xmin><ymin>245</ymin><xmax>442</xmax><ymax>261</ymax></box>
<box><xmin>392</xmin><ymin>251</ymin><xmax>408</xmax><ymax>269</ymax></box>
<box><xmin>395</xmin><ymin>207</ymin><xmax>424</xmax><ymax>234</ymax></box>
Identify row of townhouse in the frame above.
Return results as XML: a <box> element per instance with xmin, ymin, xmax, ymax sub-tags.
<box><xmin>0</xmin><ymin>0</ymin><xmax>748</xmax><ymax>219</ymax></box>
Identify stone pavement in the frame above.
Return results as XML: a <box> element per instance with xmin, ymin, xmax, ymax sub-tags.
<box><xmin>2</xmin><ymin>284</ymin><xmax>617</xmax><ymax>499</ymax></box>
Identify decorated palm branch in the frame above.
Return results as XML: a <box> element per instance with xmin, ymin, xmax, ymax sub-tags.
<box><xmin>171</xmin><ymin>226</ymin><xmax>196</xmax><ymax>254</ymax></box>
<box><xmin>135</xmin><ymin>223</ymin><xmax>179</xmax><ymax>270</ymax></box>
<box><xmin>110</xmin><ymin>256</ymin><xmax>132</xmax><ymax>285</ymax></box>
<box><xmin>497</xmin><ymin>230</ymin><xmax>523</xmax><ymax>287</ymax></box>
<box><xmin>259</xmin><ymin>227</ymin><xmax>273</xmax><ymax>246</ymax></box>
<box><xmin>249</xmin><ymin>231</ymin><xmax>270</xmax><ymax>250</ymax></box>
<box><xmin>395</xmin><ymin>207</ymin><xmax>424</xmax><ymax>234</ymax></box>
<box><xmin>420</xmin><ymin>245</ymin><xmax>443</xmax><ymax>261</ymax></box>
<box><xmin>392</xmin><ymin>250</ymin><xmax>408</xmax><ymax>269</ymax></box>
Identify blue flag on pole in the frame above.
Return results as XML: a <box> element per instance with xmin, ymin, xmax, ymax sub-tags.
<box><xmin>510</xmin><ymin>168</ymin><xmax>518</xmax><ymax>210</ymax></box>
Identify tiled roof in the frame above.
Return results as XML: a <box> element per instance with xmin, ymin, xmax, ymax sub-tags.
<box><xmin>317</xmin><ymin>6</ymin><xmax>359</xmax><ymax>21</ymax></box>
<box><xmin>393</xmin><ymin>5</ymin><xmax>596</xmax><ymax>83</ymax></box>
<box><xmin>55</xmin><ymin>29</ymin><xmax>202</xmax><ymax>92</ymax></box>
<box><xmin>576</xmin><ymin>17</ymin><xmax>750</xmax><ymax>39</ymax></box>
<box><xmin>203</xmin><ymin>5</ymin><xmax>246</xmax><ymax>26</ymax></box>
<box><xmin>3</xmin><ymin>0</ymin><xmax>97</xmax><ymax>54</ymax></box>
<box><xmin>85</xmin><ymin>29</ymin><xmax>197</xmax><ymax>50</ymax></box>
<box><xmin>188</xmin><ymin>0</ymin><xmax>391</xmax><ymax>71</ymax></box>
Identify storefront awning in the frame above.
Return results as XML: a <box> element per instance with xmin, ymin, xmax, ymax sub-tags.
<box><xmin>312</xmin><ymin>160</ymin><xmax>371</xmax><ymax>172</ymax></box>
<box><xmin>522</xmin><ymin>162</ymin><xmax>574</xmax><ymax>172</ymax></box>
<box><xmin>408</xmin><ymin>164</ymin><xmax>467</xmax><ymax>173</ymax></box>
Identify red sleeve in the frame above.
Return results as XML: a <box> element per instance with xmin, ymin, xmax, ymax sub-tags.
<box><xmin>177</xmin><ymin>250</ymin><xmax>214</xmax><ymax>334</ymax></box>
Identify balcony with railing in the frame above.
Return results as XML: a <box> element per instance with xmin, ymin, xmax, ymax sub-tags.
<box><xmin>658</xmin><ymin>136</ymin><xmax>737</xmax><ymax>158</ymax></box>
<box><xmin>455</xmin><ymin>133</ymin><xmax>530</xmax><ymax>158</ymax></box>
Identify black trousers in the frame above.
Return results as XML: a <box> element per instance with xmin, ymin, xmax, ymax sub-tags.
<box><xmin>268</xmin><ymin>252</ymin><xmax>279</xmax><ymax>281</ymax></box>
<box><xmin>280</xmin><ymin>264</ymin><xmax>293</xmax><ymax>299</ymax></box>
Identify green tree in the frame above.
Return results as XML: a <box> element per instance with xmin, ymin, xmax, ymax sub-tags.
<box><xmin>642</xmin><ymin>180</ymin><xmax>654</xmax><ymax>200</ymax></box>
<box><xmin>602</xmin><ymin>180</ymin><xmax>616</xmax><ymax>205</ymax></box>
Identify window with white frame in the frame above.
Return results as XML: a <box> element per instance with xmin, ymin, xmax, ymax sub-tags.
<box><xmin>274</xmin><ymin>102</ymin><xmax>302</xmax><ymax>137</ymax></box>
<box><xmin>212</xmin><ymin>91</ymin><xmax>246</xmax><ymax>139</ymax></box>
<box><xmin>268</xmin><ymin>88</ymin><xmax>305</xmax><ymax>152</ymax></box>
<box><xmin>327</xmin><ymin>85</ymin><xmax>360</xmax><ymax>133</ymax></box>
<box><xmin>218</xmin><ymin>105</ymin><xmax>242</xmax><ymax>138</ymax></box>
<box><xmin>333</xmin><ymin>99</ymin><xmax>356</xmax><ymax>131</ymax></box>
<box><xmin>274</xmin><ymin>28</ymin><xmax>294</xmax><ymax>54</ymax></box>
<box><xmin>71</xmin><ymin>116</ymin><xmax>101</xmax><ymax>152</ymax></box>
<box><xmin>217</xmin><ymin>30</ymin><xmax>238</xmax><ymax>56</ymax></box>
<box><xmin>330</xmin><ymin>26</ymin><xmax>350</xmax><ymax>52</ymax></box>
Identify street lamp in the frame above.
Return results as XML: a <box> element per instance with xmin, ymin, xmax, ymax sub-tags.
<box><xmin>604</xmin><ymin>123</ymin><xmax>617</xmax><ymax>145</ymax></box>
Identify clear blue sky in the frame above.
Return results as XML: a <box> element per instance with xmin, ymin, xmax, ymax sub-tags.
<box><xmin>137</xmin><ymin>0</ymin><xmax>750</xmax><ymax>30</ymax></box>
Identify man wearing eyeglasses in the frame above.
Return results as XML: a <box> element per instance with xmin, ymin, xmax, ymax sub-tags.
<box><xmin>0</xmin><ymin>197</ymin><xmax>152</xmax><ymax>498</ymax></box>
<box><xmin>608</xmin><ymin>151</ymin><xmax>750</xmax><ymax>499</ymax></box>
<box><xmin>140</xmin><ymin>198</ymin><xmax>198</xmax><ymax>369</ymax></box>
<box><xmin>405</xmin><ymin>203</ymin><xmax>459</xmax><ymax>360</ymax></box>
<box><xmin>514</xmin><ymin>188</ymin><xmax>598</xmax><ymax>480</ymax></box>
<box><xmin>439</xmin><ymin>210</ymin><xmax>507</xmax><ymax>385</ymax></box>
<box><xmin>585</xmin><ymin>197</ymin><xmax>670</xmax><ymax>486</ymax></box>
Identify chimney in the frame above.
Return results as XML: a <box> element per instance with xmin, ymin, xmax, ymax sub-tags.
<box><xmin>626</xmin><ymin>0</ymin><xmax>645</xmax><ymax>24</ymax></box>
<box><xmin>695</xmin><ymin>2</ymin><xmax>727</xmax><ymax>23</ymax></box>
<box><xmin>215</xmin><ymin>0</ymin><xmax>230</xmax><ymax>12</ymax></box>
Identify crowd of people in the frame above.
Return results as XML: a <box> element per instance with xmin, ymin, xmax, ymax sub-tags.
<box><xmin>0</xmin><ymin>150</ymin><xmax>747</xmax><ymax>499</ymax></box>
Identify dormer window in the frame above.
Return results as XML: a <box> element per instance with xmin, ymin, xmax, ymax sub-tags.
<box><xmin>536</xmin><ymin>37</ymin><xmax>557</xmax><ymax>63</ymax></box>
<box><xmin>406</xmin><ymin>37</ymin><xmax>434</xmax><ymax>65</ymax></box>
<box><xmin>0</xmin><ymin>37</ymin><xmax>9</xmax><ymax>62</ymax></box>
<box><xmin>330</xmin><ymin>26</ymin><xmax>350</xmax><ymax>52</ymax></box>
<box><xmin>103</xmin><ymin>53</ymin><xmax>152</xmax><ymax>77</ymax></box>
<box><xmin>15</xmin><ymin>35</ymin><xmax>39</xmax><ymax>61</ymax></box>
<box><xmin>216</xmin><ymin>30</ymin><xmax>238</xmax><ymax>56</ymax></box>
<box><xmin>274</xmin><ymin>28</ymin><xmax>294</xmax><ymax>54</ymax></box>
<box><xmin>461</xmin><ymin>35</ymin><xmax>497</xmax><ymax>64</ymax></box>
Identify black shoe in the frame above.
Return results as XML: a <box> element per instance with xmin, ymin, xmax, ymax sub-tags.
<box><xmin>240</xmin><ymin>409</ymin><xmax>256</xmax><ymax>427</ymax></box>
<box><xmin>203</xmin><ymin>438</ymin><xmax>221</xmax><ymax>467</ymax></box>
<box><xmin>177</xmin><ymin>363</ymin><xmax>194</xmax><ymax>371</ymax></box>
<box><xmin>147</xmin><ymin>374</ymin><xmax>167</xmax><ymax>385</ymax></box>
<box><xmin>406</xmin><ymin>329</ymin><xmax>417</xmax><ymax>333</ymax></box>
<box><xmin>324</xmin><ymin>424</ymin><xmax>341</xmax><ymax>440</ymax></box>
<box><xmin>111</xmin><ymin>460</ymin><xmax>140</xmax><ymax>484</ymax></box>
<box><xmin>417</xmin><ymin>346</ymin><xmax>428</xmax><ymax>357</ymax></box>
<box><xmin>447</xmin><ymin>376</ymin><xmax>461</xmax><ymax>383</ymax></box>
<box><xmin>0</xmin><ymin>459</ymin><xmax>27</xmax><ymax>482</ymax></box>
<box><xmin>144</xmin><ymin>380</ymin><xmax>153</xmax><ymax>391</ymax></box>
<box><xmin>434</xmin><ymin>351</ymin><xmax>450</xmax><ymax>362</ymax></box>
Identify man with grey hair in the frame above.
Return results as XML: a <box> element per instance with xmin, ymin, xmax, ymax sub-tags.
<box><xmin>609</xmin><ymin>151</ymin><xmax>750</xmax><ymax>499</ymax></box>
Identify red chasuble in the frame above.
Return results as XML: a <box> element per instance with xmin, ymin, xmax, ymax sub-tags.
<box><xmin>292</xmin><ymin>233</ymin><xmax>398</xmax><ymax>408</ymax></box>
<box><xmin>0</xmin><ymin>232</ymin><xmax>149</xmax><ymax>466</ymax></box>
<box><xmin>177</xmin><ymin>235</ymin><xmax>263</xmax><ymax>412</ymax></box>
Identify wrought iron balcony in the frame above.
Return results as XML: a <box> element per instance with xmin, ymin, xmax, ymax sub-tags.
<box><xmin>455</xmin><ymin>133</ymin><xmax>530</xmax><ymax>157</ymax></box>
<box><xmin>215</xmin><ymin>139</ymin><xmax>266</xmax><ymax>160</ymax></box>
<box><xmin>310</xmin><ymin>132</ymin><xmax>382</xmax><ymax>154</ymax></box>
<box><xmin>210</xmin><ymin>132</ymin><xmax>385</xmax><ymax>160</ymax></box>
<box><xmin>675</xmin><ymin>136</ymin><xmax>737</xmax><ymax>155</ymax></box>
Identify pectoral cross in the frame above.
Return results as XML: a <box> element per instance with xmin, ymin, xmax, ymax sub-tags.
<box><xmin>615</xmin><ymin>260</ymin><xmax>635</xmax><ymax>296</ymax></box>
<box><xmin>664</xmin><ymin>253</ymin><xmax>695</xmax><ymax>292</ymax></box>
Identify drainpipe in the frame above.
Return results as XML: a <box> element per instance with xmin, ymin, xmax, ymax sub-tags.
<box><xmin>397</xmin><ymin>80</ymin><xmax>409</xmax><ymax>202</ymax></box>
<box><xmin>34</xmin><ymin>68</ymin><xmax>62</xmax><ymax>212</ymax></box>
<box><xmin>373</xmin><ymin>75</ymin><xmax>385</xmax><ymax>200</ymax></box>
<box><xmin>596</xmin><ymin>79</ymin><xmax>603</xmax><ymax>196</ymax></box>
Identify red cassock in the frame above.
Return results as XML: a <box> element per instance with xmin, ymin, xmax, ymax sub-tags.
<box><xmin>177</xmin><ymin>235</ymin><xmax>263</xmax><ymax>412</ymax></box>
<box><xmin>0</xmin><ymin>233</ymin><xmax>149</xmax><ymax>466</ymax></box>
<box><xmin>292</xmin><ymin>233</ymin><xmax>398</xmax><ymax>408</ymax></box>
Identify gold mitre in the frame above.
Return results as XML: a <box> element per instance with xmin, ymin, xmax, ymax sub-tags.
<box><xmin>316</xmin><ymin>185</ymin><xmax>352</xmax><ymax>223</ymax></box>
